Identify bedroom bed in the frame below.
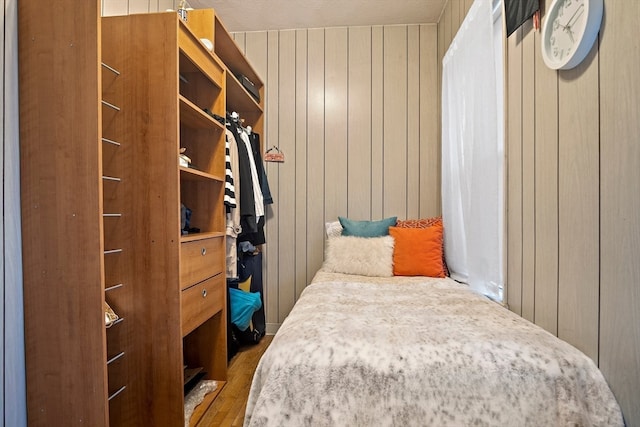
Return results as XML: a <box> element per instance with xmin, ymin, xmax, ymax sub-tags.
<box><xmin>244</xmin><ymin>219</ymin><xmax>623</xmax><ymax>426</ymax></box>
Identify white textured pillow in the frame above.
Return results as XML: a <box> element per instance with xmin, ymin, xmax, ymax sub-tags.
<box><xmin>325</xmin><ymin>221</ymin><xmax>343</xmax><ymax>238</ymax></box>
<box><xmin>323</xmin><ymin>235</ymin><xmax>394</xmax><ymax>277</ymax></box>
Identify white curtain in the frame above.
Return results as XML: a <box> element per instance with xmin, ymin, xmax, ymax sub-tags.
<box><xmin>442</xmin><ymin>0</ymin><xmax>504</xmax><ymax>301</ymax></box>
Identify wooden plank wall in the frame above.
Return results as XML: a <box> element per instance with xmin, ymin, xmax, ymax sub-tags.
<box><xmin>103</xmin><ymin>0</ymin><xmax>639</xmax><ymax>424</ymax></box>
<box><xmin>438</xmin><ymin>0</ymin><xmax>639</xmax><ymax>425</ymax></box>
<box><xmin>101</xmin><ymin>0</ymin><xmax>177</xmax><ymax>15</ymax></box>
<box><xmin>233</xmin><ymin>26</ymin><xmax>440</xmax><ymax>332</ymax></box>
<box><xmin>102</xmin><ymin>0</ymin><xmax>440</xmax><ymax>331</ymax></box>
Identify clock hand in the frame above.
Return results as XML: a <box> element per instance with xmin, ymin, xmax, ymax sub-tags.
<box><xmin>566</xmin><ymin>28</ymin><xmax>574</xmax><ymax>42</ymax></box>
<box><xmin>558</xmin><ymin>22</ymin><xmax>575</xmax><ymax>43</ymax></box>
<box><xmin>558</xmin><ymin>22</ymin><xmax>575</xmax><ymax>42</ymax></box>
<box><xmin>565</xmin><ymin>4</ymin><xmax>585</xmax><ymax>29</ymax></box>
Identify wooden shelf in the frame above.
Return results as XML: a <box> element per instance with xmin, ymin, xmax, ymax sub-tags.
<box><xmin>180</xmin><ymin>166</ymin><xmax>224</xmax><ymax>183</ymax></box>
<box><xmin>180</xmin><ymin>95</ymin><xmax>225</xmax><ymax>130</ymax></box>
<box><xmin>180</xmin><ymin>231</ymin><xmax>225</xmax><ymax>243</ymax></box>
<box><xmin>225</xmin><ymin>73</ymin><xmax>263</xmax><ymax>126</ymax></box>
<box><xmin>179</xmin><ymin>20</ymin><xmax>225</xmax><ymax>89</ymax></box>
<box><xmin>213</xmin><ymin>15</ymin><xmax>261</xmax><ymax>85</ymax></box>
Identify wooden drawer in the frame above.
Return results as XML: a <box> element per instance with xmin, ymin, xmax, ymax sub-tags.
<box><xmin>181</xmin><ymin>274</ymin><xmax>225</xmax><ymax>337</ymax></box>
<box><xmin>180</xmin><ymin>236</ymin><xmax>224</xmax><ymax>290</ymax></box>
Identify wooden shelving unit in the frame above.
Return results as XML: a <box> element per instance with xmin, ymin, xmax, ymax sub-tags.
<box><xmin>19</xmin><ymin>5</ymin><xmax>264</xmax><ymax>426</ymax></box>
<box><xmin>186</xmin><ymin>9</ymin><xmax>265</xmax><ymax>140</ymax></box>
<box><xmin>101</xmin><ymin>11</ymin><xmax>229</xmax><ymax>425</ymax></box>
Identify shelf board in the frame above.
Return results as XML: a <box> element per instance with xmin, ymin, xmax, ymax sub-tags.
<box><xmin>179</xmin><ymin>95</ymin><xmax>225</xmax><ymax>131</ymax></box>
<box><xmin>180</xmin><ymin>231</ymin><xmax>225</xmax><ymax>243</ymax></box>
<box><xmin>178</xmin><ymin>19</ymin><xmax>225</xmax><ymax>89</ymax></box>
<box><xmin>179</xmin><ymin>166</ymin><xmax>224</xmax><ymax>183</ymax></box>
<box><xmin>225</xmin><ymin>73</ymin><xmax>263</xmax><ymax>126</ymax></box>
<box><xmin>188</xmin><ymin>380</ymin><xmax>226</xmax><ymax>427</ymax></box>
<box><xmin>214</xmin><ymin>15</ymin><xmax>262</xmax><ymax>86</ymax></box>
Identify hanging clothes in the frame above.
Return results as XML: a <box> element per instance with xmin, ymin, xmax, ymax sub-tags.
<box><xmin>225</xmin><ymin>113</ymin><xmax>272</xmax><ymax>247</ymax></box>
<box><xmin>249</xmin><ymin>132</ymin><xmax>273</xmax><ymax>206</ymax></box>
<box><xmin>227</xmin><ymin>116</ymin><xmax>257</xmax><ymax>234</ymax></box>
<box><xmin>224</xmin><ymin>134</ymin><xmax>237</xmax><ymax>212</ymax></box>
<box><xmin>238</xmin><ymin>128</ymin><xmax>264</xmax><ymax>219</ymax></box>
<box><xmin>225</xmin><ymin>129</ymin><xmax>242</xmax><ymax>279</ymax></box>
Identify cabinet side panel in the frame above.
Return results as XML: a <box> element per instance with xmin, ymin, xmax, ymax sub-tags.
<box><xmin>19</xmin><ymin>1</ymin><xmax>108</xmax><ymax>425</ymax></box>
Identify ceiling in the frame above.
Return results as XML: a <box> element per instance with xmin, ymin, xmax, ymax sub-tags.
<box><xmin>186</xmin><ymin>0</ymin><xmax>448</xmax><ymax>32</ymax></box>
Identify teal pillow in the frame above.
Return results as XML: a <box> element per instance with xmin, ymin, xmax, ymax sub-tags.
<box><xmin>338</xmin><ymin>216</ymin><xmax>397</xmax><ymax>237</ymax></box>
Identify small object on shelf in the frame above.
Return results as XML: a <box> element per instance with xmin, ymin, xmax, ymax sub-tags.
<box><xmin>236</xmin><ymin>74</ymin><xmax>260</xmax><ymax>102</ymax></box>
<box><xmin>177</xmin><ymin>0</ymin><xmax>188</xmax><ymax>22</ymax></box>
<box><xmin>105</xmin><ymin>301</ymin><xmax>119</xmax><ymax>328</ymax></box>
<box><xmin>179</xmin><ymin>147</ymin><xmax>192</xmax><ymax>168</ymax></box>
<box><xmin>184</xmin><ymin>380</ymin><xmax>218</xmax><ymax>426</ymax></box>
<box><xmin>264</xmin><ymin>146</ymin><xmax>285</xmax><ymax>163</ymax></box>
<box><xmin>180</xmin><ymin>203</ymin><xmax>200</xmax><ymax>235</ymax></box>
<box><xmin>200</xmin><ymin>38</ymin><xmax>213</xmax><ymax>51</ymax></box>
<box><xmin>203</xmin><ymin>108</ymin><xmax>226</xmax><ymax>125</ymax></box>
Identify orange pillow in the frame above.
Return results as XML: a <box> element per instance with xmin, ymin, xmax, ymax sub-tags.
<box><xmin>396</xmin><ymin>217</ymin><xmax>449</xmax><ymax>276</ymax></box>
<box><xmin>389</xmin><ymin>224</ymin><xmax>445</xmax><ymax>277</ymax></box>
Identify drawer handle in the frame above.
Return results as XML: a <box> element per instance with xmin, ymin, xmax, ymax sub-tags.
<box><xmin>202</xmin><ymin>289</ymin><xmax>207</xmax><ymax>298</ymax></box>
<box><xmin>201</xmin><ymin>247</ymin><xmax>207</xmax><ymax>256</ymax></box>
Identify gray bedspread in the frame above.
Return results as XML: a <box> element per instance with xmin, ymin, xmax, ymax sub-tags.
<box><xmin>244</xmin><ymin>271</ymin><xmax>623</xmax><ymax>426</ymax></box>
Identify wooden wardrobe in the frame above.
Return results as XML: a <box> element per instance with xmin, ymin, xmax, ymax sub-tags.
<box><xmin>19</xmin><ymin>2</ymin><xmax>264</xmax><ymax>425</ymax></box>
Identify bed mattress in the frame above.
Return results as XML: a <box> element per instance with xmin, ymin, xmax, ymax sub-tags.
<box><xmin>244</xmin><ymin>271</ymin><xmax>623</xmax><ymax>426</ymax></box>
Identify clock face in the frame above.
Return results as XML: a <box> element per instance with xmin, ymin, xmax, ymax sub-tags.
<box><xmin>547</xmin><ymin>0</ymin><xmax>586</xmax><ymax>62</ymax></box>
<box><xmin>541</xmin><ymin>0</ymin><xmax>602</xmax><ymax>70</ymax></box>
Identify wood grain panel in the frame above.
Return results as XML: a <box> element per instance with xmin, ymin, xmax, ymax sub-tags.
<box><xmin>324</xmin><ymin>27</ymin><xmax>349</xmax><ymax>222</ymax></box>
<box><xmin>506</xmin><ymin>27</ymin><xmax>523</xmax><ymax>315</ymax></box>
<box><xmin>533</xmin><ymin>0</ymin><xmax>558</xmax><ymax>335</ymax></box>
<box><xmin>19</xmin><ymin>1</ymin><xmax>108</xmax><ymax>424</ymax></box>
<box><xmin>2</xmin><ymin>1</ymin><xmax>25</xmax><ymax>422</ymax></box>
<box><xmin>557</xmin><ymin>45</ymin><xmax>600</xmax><ymax>362</ymax></box>
<box><xmin>347</xmin><ymin>26</ymin><xmax>372</xmax><ymax>220</ymax></box>
<box><xmin>419</xmin><ymin>24</ymin><xmax>439</xmax><ymax>218</ymax></box>
<box><xmin>306</xmin><ymin>29</ymin><xmax>325</xmax><ymax>283</ymax></box>
<box><xmin>406</xmin><ymin>25</ymin><xmax>420</xmax><ymax>219</ymax></box>
<box><xmin>599</xmin><ymin>2</ymin><xmax>640</xmax><ymax>424</ymax></box>
<box><xmin>383</xmin><ymin>25</ymin><xmax>408</xmax><ymax>218</ymax></box>
<box><xmin>294</xmin><ymin>29</ymin><xmax>308</xmax><ymax>299</ymax></box>
<box><xmin>118</xmin><ymin>14</ymin><xmax>184</xmax><ymax>424</ymax></box>
<box><xmin>520</xmin><ymin>22</ymin><xmax>535</xmax><ymax>322</ymax></box>
<box><xmin>277</xmin><ymin>30</ymin><xmax>297</xmax><ymax>321</ymax></box>
<box><xmin>266</xmin><ymin>30</ymin><xmax>281</xmax><ymax>322</ymax></box>
<box><xmin>371</xmin><ymin>26</ymin><xmax>384</xmax><ymax>220</ymax></box>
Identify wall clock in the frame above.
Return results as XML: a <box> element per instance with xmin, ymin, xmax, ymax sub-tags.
<box><xmin>541</xmin><ymin>0</ymin><xmax>603</xmax><ymax>70</ymax></box>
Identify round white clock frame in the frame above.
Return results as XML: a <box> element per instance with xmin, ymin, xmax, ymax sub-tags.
<box><xmin>541</xmin><ymin>0</ymin><xmax>604</xmax><ymax>70</ymax></box>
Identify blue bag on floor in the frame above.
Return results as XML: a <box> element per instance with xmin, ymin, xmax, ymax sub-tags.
<box><xmin>228</xmin><ymin>287</ymin><xmax>262</xmax><ymax>332</ymax></box>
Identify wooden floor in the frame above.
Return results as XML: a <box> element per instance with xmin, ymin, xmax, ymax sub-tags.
<box><xmin>195</xmin><ymin>335</ymin><xmax>273</xmax><ymax>426</ymax></box>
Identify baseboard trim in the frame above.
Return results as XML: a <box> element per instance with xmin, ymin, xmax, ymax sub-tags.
<box><xmin>266</xmin><ymin>323</ymin><xmax>281</xmax><ymax>335</ymax></box>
